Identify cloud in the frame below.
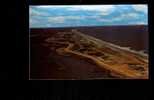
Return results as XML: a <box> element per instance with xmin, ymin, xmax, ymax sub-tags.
<box><xmin>48</xmin><ymin>16</ymin><xmax>65</xmax><ymax>23</ymax></box>
<box><xmin>29</xmin><ymin>5</ymin><xmax>148</xmax><ymax>28</ymax></box>
<box><xmin>34</xmin><ymin>6</ymin><xmax>67</xmax><ymax>9</ymax></box>
<box><xmin>132</xmin><ymin>5</ymin><xmax>148</xmax><ymax>14</ymax></box>
<box><xmin>134</xmin><ymin>20</ymin><xmax>148</xmax><ymax>25</ymax></box>
<box><xmin>29</xmin><ymin>8</ymin><xmax>40</xmax><ymax>16</ymax></box>
<box><xmin>29</xmin><ymin>7</ymin><xmax>49</xmax><ymax>16</ymax></box>
<box><xmin>100</xmin><ymin>12</ymin><xmax>112</xmax><ymax>16</ymax></box>
<box><xmin>96</xmin><ymin>18</ymin><xmax>112</xmax><ymax>22</ymax></box>
<box><xmin>29</xmin><ymin>18</ymin><xmax>39</xmax><ymax>24</ymax></box>
<box><xmin>127</xmin><ymin>21</ymin><xmax>147</xmax><ymax>25</ymax></box>
<box><xmin>35</xmin><ymin>6</ymin><xmax>52</xmax><ymax>8</ymax></box>
<box><xmin>29</xmin><ymin>18</ymin><xmax>40</xmax><ymax>27</ymax></box>
<box><xmin>48</xmin><ymin>16</ymin><xmax>85</xmax><ymax>24</ymax></box>
<box><xmin>30</xmin><ymin>5</ymin><xmax>115</xmax><ymax>16</ymax></box>
<box><xmin>67</xmin><ymin>5</ymin><xmax>115</xmax><ymax>16</ymax></box>
<box><xmin>112</xmin><ymin>13</ymin><xmax>139</xmax><ymax>21</ymax></box>
<box><xmin>65</xmin><ymin>16</ymin><xmax>84</xmax><ymax>20</ymax></box>
<box><xmin>95</xmin><ymin>12</ymin><xmax>140</xmax><ymax>24</ymax></box>
<box><xmin>68</xmin><ymin>5</ymin><xmax>114</xmax><ymax>11</ymax></box>
<box><xmin>135</xmin><ymin>21</ymin><xmax>147</xmax><ymax>25</ymax></box>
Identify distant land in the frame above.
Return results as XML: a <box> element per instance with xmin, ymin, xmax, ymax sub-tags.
<box><xmin>30</xmin><ymin>25</ymin><xmax>148</xmax><ymax>53</ymax></box>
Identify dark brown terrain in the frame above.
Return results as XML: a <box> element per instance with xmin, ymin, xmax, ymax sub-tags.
<box><xmin>30</xmin><ymin>25</ymin><xmax>148</xmax><ymax>79</ymax></box>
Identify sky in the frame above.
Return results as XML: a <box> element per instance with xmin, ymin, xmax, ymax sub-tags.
<box><xmin>29</xmin><ymin>5</ymin><xmax>148</xmax><ymax>28</ymax></box>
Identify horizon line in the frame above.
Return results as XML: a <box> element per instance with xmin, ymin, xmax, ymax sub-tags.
<box><xmin>30</xmin><ymin>24</ymin><xmax>148</xmax><ymax>29</ymax></box>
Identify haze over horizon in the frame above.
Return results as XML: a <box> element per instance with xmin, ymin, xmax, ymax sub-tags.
<box><xmin>29</xmin><ymin>5</ymin><xmax>148</xmax><ymax>28</ymax></box>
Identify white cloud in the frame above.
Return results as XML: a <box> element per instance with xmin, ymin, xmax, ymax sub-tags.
<box><xmin>100</xmin><ymin>12</ymin><xmax>112</xmax><ymax>16</ymax></box>
<box><xmin>29</xmin><ymin>18</ymin><xmax>40</xmax><ymax>27</ymax></box>
<box><xmin>34</xmin><ymin>6</ymin><xmax>67</xmax><ymax>8</ymax></box>
<box><xmin>96</xmin><ymin>12</ymin><xmax>139</xmax><ymax>23</ymax></box>
<box><xmin>67</xmin><ymin>5</ymin><xmax>115</xmax><ymax>16</ymax></box>
<box><xmin>30</xmin><ymin>5</ymin><xmax>115</xmax><ymax>12</ymax></box>
<box><xmin>96</xmin><ymin>18</ymin><xmax>112</xmax><ymax>22</ymax></box>
<box><xmin>65</xmin><ymin>16</ymin><xmax>84</xmax><ymax>20</ymax></box>
<box><xmin>133</xmin><ymin>21</ymin><xmax>147</xmax><ymax>25</ymax></box>
<box><xmin>29</xmin><ymin>7</ymin><xmax>49</xmax><ymax>16</ymax></box>
<box><xmin>30</xmin><ymin>5</ymin><xmax>115</xmax><ymax>17</ymax></box>
<box><xmin>35</xmin><ymin>6</ymin><xmax>52</xmax><ymax>8</ymax></box>
<box><xmin>132</xmin><ymin>5</ymin><xmax>148</xmax><ymax>14</ymax></box>
<box><xmin>30</xmin><ymin>18</ymin><xmax>39</xmax><ymax>24</ymax></box>
<box><xmin>30</xmin><ymin>5</ymin><xmax>148</xmax><ymax>27</ymax></box>
<box><xmin>112</xmin><ymin>13</ymin><xmax>139</xmax><ymax>21</ymax></box>
<box><xmin>48</xmin><ymin>15</ymin><xmax>85</xmax><ymax>24</ymax></box>
<box><xmin>29</xmin><ymin>8</ymin><xmax>40</xmax><ymax>16</ymax></box>
<box><xmin>68</xmin><ymin>5</ymin><xmax>114</xmax><ymax>11</ymax></box>
<box><xmin>48</xmin><ymin>16</ymin><xmax>65</xmax><ymax>23</ymax></box>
